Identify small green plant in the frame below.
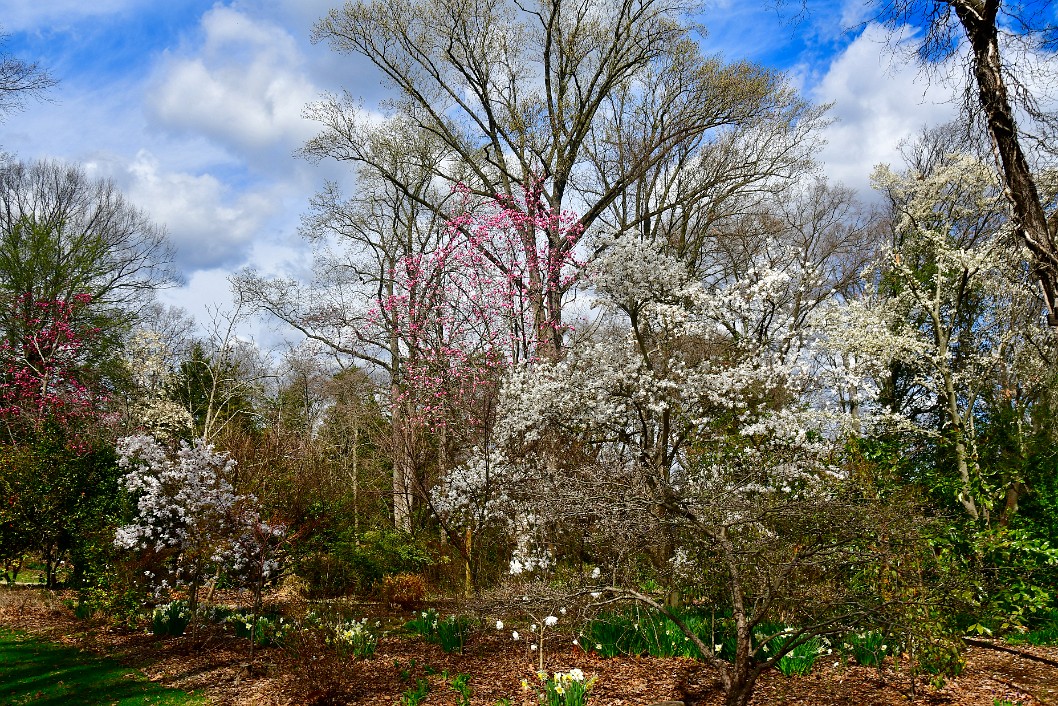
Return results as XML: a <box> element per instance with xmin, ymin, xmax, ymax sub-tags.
<box><xmin>406</xmin><ymin>609</ymin><xmax>438</xmax><ymax>638</ymax></box>
<box><xmin>436</xmin><ymin>614</ymin><xmax>472</xmax><ymax>652</ymax></box>
<box><xmin>229</xmin><ymin>612</ymin><xmax>288</xmax><ymax>646</ymax></box>
<box><xmin>842</xmin><ymin>631</ymin><xmax>891</xmax><ymax>667</ymax></box>
<box><xmin>495</xmin><ymin>698</ymin><xmax>513</xmax><ymax>706</ymax></box>
<box><xmin>527</xmin><ymin>669</ymin><xmax>597</xmax><ymax>706</ymax></box>
<box><xmin>993</xmin><ymin>699</ymin><xmax>1023</xmax><ymax>706</ymax></box>
<box><xmin>449</xmin><ymin>673</ymin><xmax>472</xmax><ymax>706</ymax></box>
<box><xmin>405</xmin><ymin>609</ymin><xmax>472</xmax><ymax>652</ymax></box>
<box><xmin>1004</xmin><ymin>609</ymin><xmax>1058</xmax><ymax>647</ymax></box>
<box><xmin>330</xmin><ymin>617</ymin><xmax>379</xmax><ymax>658</ymax></box>
<box><xmin>400</xmin><ymin>678</ymin><xmax>430</xmax><ymax>706</ymax></box>
<box><xmin>775</xmin><ymin>637</ymin><xmax>822</xmax><ymax>677</ymax></box>
<box><xmin>151</xmin><ymin>600</ymin><xmax>192</xmax><ymax>637</ymax></box>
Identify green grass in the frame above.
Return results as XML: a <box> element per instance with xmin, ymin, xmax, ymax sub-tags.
<box><xmin>0</xmin><ymin>628</ymin><xmax>206</xmax><ymax>705</ymax></box>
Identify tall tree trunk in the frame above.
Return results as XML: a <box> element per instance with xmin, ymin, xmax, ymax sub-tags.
<box><xmin>953</xmin><ymin>0</ymin><xmax>1058</xmax><ymax>324</ymax></box>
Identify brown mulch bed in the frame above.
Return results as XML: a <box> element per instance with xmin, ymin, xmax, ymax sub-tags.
<box><xmin>1</xmin><ymin>588</ymin><xmax>1055</xmax><ymax>706</ymax></box>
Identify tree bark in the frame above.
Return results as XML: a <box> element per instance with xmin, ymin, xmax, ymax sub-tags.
<box><xmin>952</xmin><ymin>0</ymin><xmax>1058</xmax><ymax>325</ymax></box>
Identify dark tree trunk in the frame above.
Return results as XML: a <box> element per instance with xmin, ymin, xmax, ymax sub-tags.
<box><xmin>952</xmin><ymin>0</ymin><xmax>1058</xmax><ymax>324</ymax></box>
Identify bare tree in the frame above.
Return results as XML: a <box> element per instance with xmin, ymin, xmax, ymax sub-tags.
<box><xmin>0</xmin><ymin>159</ymin><xmax>178</xmax><ymax>322</ymax></box>
<box><xmin>0</xmin><ymin>28</ymin><xmax>56</xmax><ymax>121</ymax></box>
<box><xmin>306</xmin><ymin>0</ymin><xmax>821</xmax><ymax>355</ymax></box>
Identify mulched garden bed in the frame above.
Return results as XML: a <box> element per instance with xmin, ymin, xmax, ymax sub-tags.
<box><xmin>1</xmin><ymin>588</ymin><xmax>1055</xmax><ymax>706</ymax></box>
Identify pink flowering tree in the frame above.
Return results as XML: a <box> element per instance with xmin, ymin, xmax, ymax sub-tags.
<box><xmin>0</xmin><ymin>293</ymin><xmax>106</xmax><ymax>447</ymax></box>
<box><xmin>0</xmin><ymin>293</ymin><xmax>119</xmax><ymax>588</ymax></box>
<box><xmin>373</xmin><ymin>184</ymin><xmax>583</xmax><ymax>590</ymax></box>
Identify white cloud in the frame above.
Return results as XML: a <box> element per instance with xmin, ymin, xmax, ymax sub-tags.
<box><xmin>810</xmin><ymin>23</ymin><xmax>960</xmax><ymax>193</ymax></box>
<box><xmin>91</xmin><ymin>150</ymin><xmax>279</xmax><ymax>271</ymax></box>
<box><xmin>147</xmin><ymin>6</ymin><xmax>321</xmax><ymax>158</ymax></box>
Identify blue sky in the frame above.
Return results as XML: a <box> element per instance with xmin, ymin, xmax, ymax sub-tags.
<box><xmin>1</xmin><ymin>0</ymin><xmax>966</xmax><ymax>342</ymax></box>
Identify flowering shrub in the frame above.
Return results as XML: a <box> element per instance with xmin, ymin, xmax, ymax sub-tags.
<box><xmin>114</xmin><ymin>434</ymin><xmax>285</xmax><ymax>610</ymax></box>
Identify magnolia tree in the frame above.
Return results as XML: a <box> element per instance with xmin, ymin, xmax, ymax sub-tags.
<box><xmin>439</xmin><ymin>233</ymin><xmax>936</xmax><ymax>706</ymax></box>
<box><xmin>831</xmin><ymin>153</ymin><xmax>1054</xmax><ymax>525</ymax></box>
<box><xmin>115</xmin><ymin>434</ymin><xmax>285</xmax><ymax>611</ymax></box>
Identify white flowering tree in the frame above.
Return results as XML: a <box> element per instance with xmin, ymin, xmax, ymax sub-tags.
<box><xmin>834</xmin><ymin>152</ymin><xmax>1054</xmax><ymax>525</ymax></box>
<box><xmin>452</xmin><ymin>232</ymin><xmax>919</xmax><ymax>706</ymax></box>
<box><xmin>114</xmin><ymin>434</ymin><xmax>284</xmax><ymax>613</ymax></box>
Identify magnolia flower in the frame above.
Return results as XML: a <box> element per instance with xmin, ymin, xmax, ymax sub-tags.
<box><xmin>544</xmin><ymin>615</ymin><xmax>558</xmax><ymax>627</ymax></box>
<box><xmin>591</xmin><ymin>567</ymin><xmax>601</xmax><ymax>579</ymax></box>
<box><xmin>496</xmin><ymin>620</ymin><xmax>504</xmax><ymax>630</ymax></box>
<box><xmin>512</xmin><ymin>631</ymin><xmax>520</xmax><ymax>641</ymax></box>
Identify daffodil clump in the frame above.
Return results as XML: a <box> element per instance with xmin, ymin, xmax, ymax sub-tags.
<box><xmin>150</xmin><ymin>600</ymin><xmax>192</xmax><ymax>636</ymax></box>
<box><xmin>330</xmin><ymin>617</ymin><xmax>379</xmax><ymax>658</ymax></box>
<box><xmin>523</xmin><ymin>668</ymin><xmax>597</xmax><ymax>706</ymax></box>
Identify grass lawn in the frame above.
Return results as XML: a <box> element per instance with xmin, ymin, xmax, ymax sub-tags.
<box><xmin>0</xmin><ymin>628</ymin><xmax>206</xmax><ymax>705</ymax></box>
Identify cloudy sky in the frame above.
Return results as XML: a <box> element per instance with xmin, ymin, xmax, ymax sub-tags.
<box><xmin>1</xmin><ymin>0</ymin><xmax>964</xmax><ymax>344</ymax></box>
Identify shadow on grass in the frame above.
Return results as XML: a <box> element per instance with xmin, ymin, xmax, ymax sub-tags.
<box><xmin>0</xmin><ymin>628</ymin><xmax>205</xmax><ymax>705</ymax></box>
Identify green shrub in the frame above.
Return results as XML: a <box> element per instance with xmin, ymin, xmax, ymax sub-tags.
<box><xmin>297</xmin><ymin>530</ymin><xmax>435</xmax><ymax>598</ymax></box>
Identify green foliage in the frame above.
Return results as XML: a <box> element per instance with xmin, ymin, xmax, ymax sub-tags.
<box><xmin>841</xmin><ymin>631</ymin><xmax>893</xmax><ymax>667</ymax></box>
<box><xmin>448</xmin><ymin>673</ymin><xmax>472</xmax><ymax>706</ymax></box>
<box><xmin>405</xmin><ymin>608</ymin><xmax>472</xmax><ymax>653</ymax></box>
<box><xmin>229</xmin><ymin>611</ymin><xmax>288</xmax><ymax>646</ymax></box>
<box><xmin>151</xmin><ymin>600</ymin><xmax>192</xmax><ymax>637</ymax></box>
<box><xmin>0</xmin><ymin>627</ymin><xmax>205</xmax><ymax>705</ymax></box>
<box><xmin>775</xmin><ymin>637</ymin><xmax>821</xmax><ymax>677</ymax></box>
<box><xmin>296</xmin><ymin>530</ymin><xmax>434</xmax><ymax>598</ymax></box>
<box><xmin>580</xmin><ymin>608</ymin><xmax>716</xmax><ymax>659</ymax></box>
<box><xmin>974</xmin><ymin>527</ymin><xmax>1058</xmax><ymax>629</ymax></box>
<box><xmin>400</xmin><ymin>678</ymin><xmax>430</xmax><ymax>706</ymax></box>
<box><xmin>1005</xmin><ymin>609</ymin><xmax>1058</xmax><ymax>647</ymax></box>
<box><xmin>0</xmin><ymin>436</ymin><xmax>122</xmax><ymax>589</ymax></box>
